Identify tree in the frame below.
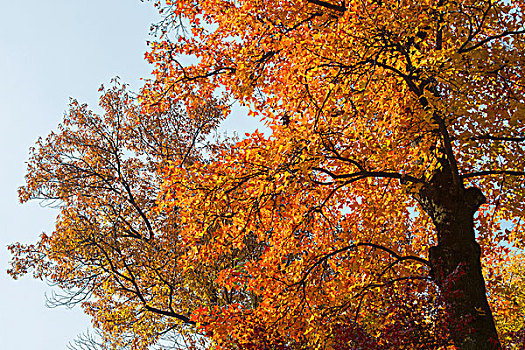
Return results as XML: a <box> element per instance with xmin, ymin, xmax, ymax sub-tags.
<box><xmin>10</xmin><ymin>0</ymin><xmax>525</xmax><ymax>349</ymax></box>
<box><xmin>9</xmin><ymin>81</ymin><xmax>227</xmax><ymax>349</ymax></box>
<box><xmin>141</xmin><ymin>0</ymin><xmax>525</xmax><ymax>348</ymax></box>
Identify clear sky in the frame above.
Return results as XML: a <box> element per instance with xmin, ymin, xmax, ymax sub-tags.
<box><xmin>0</xmin><ymin>1</ymin><xmax>159</xmax><ymax>349</ymax></box>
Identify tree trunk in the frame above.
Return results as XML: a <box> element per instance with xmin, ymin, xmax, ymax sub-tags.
<box><xmin>414</xmin><ymin>165</ymin><xmax>501</xmax><ymax>350</ymax></box>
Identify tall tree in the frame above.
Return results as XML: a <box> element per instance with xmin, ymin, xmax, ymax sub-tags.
<box><xmin>142</xmin><ymin>0</ymin><xmax>525</xmax><ymax>348</ymax></box>
<box><xmin>10</xmin><ymin>0</ymin><xmax>525</xmax><ymax>349</ymax></box>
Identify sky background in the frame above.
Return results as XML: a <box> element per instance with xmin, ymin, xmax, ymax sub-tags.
<box><xmin>0</xmin><ymin>1</ymin><xmax>260</xmax><ymax>349</ymax></box>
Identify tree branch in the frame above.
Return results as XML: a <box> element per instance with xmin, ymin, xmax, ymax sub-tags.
<box><xmin>461</xmin><ymin>170</ymin><xmax>525</xmax><ymax>179</ymax></box>
<box><xmin>458</xmin><ymin>29</ymin><xmax>525</xmax><ymax>53</ymax></box>
<box><xmin>296</xmin><ymin>242</ymin><xmax>430</xmax><ymax>287</ymax></box>
<box><xmin>311</xmin><ymin>167</ymin><xmax>422</xmax><ymax>184</ymax></box>
<box><xmin>306</xmin><ymin>0</ymin><xmax>346</xmax><ymax>13</ymax></box>
<box><xmin>470</xmin><ymin>135</ymin><xmax>525</xmax><ymax>142</ymax></box>
<box><xmin>144</xmin><ymin>305</ymin><xmax>196</xmax><ymax>325</ymax></box>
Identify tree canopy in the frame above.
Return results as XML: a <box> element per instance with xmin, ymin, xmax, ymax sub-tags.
<box><xmin>9</xmin><ymin>0</ymin><xmax>525</xmax><ymax>349</ymax></box>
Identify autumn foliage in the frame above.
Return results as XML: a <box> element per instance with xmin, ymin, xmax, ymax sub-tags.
<box><xmin>9</xmin><ymin>0</ymin><xmax>525</xmax><ymax>349</ymax></box>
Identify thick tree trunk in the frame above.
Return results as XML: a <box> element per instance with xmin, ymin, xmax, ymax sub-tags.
<box><xmin>415</xmin><ymin>167</ymin><xmax>501</xmax><ymax>350</ymax></box>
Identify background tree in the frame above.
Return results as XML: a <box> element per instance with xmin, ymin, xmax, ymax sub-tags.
<box><xmin>9</xmin><ymin>81</ymin><xmax>228</xmax><ymax>349</ymax></box>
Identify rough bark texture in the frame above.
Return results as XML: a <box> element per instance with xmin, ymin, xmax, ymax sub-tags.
<box><xmin>415</xmin><ymin>164</ymin><xmax>501</xmax><ymax>350</ymax></box>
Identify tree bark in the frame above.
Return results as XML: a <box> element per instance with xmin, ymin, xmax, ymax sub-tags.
<box><xmin>414</xmin><ymin>164</ymin><xmax>501</xmax><ymax>350</ymax></box>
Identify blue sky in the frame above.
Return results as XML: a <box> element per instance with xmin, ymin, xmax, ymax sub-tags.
<box><xmin>0</xmin><ymin>1</ymin><xmax>160</xmax><ymax>349</ymax></box>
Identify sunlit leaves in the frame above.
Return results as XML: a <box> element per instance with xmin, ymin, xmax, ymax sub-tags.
<box><xmin>10</xmin><ymin>0</ymin><xmax>525</xmax><ymax>348</ymax></box>
<box><xmin>144</xmin><ymin>0</ymin><xmax>524</xmax><ymax>348</ymax></box>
